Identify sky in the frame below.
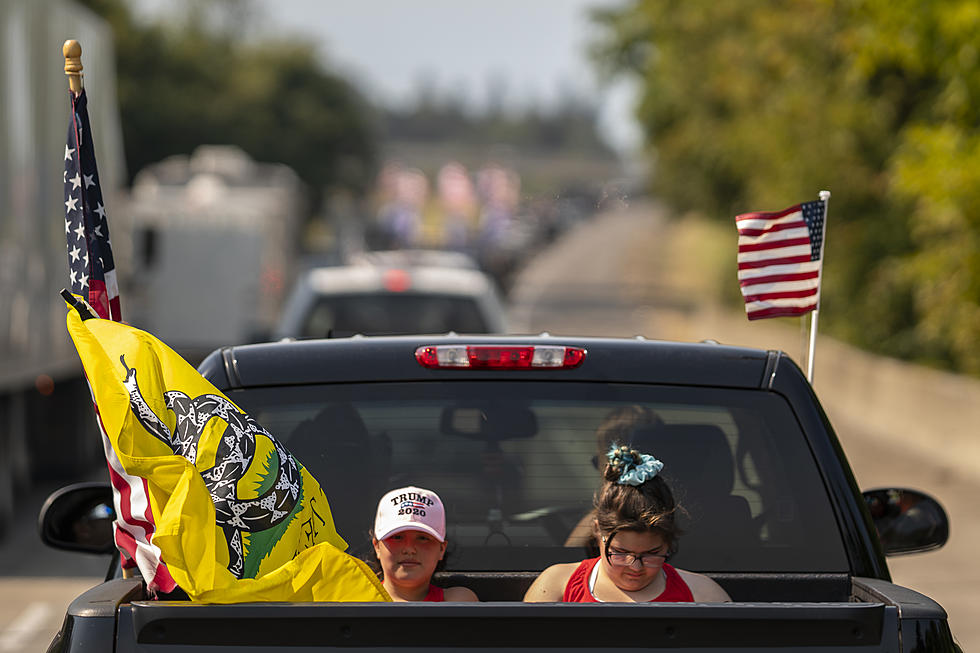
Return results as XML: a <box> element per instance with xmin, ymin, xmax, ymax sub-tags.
<box><xmin>133</xmin><ymin>0</ymin><xmax>642</xmax><ymax>153</ymax></box>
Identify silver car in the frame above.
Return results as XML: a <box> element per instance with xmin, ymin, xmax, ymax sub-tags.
<box><xmin>274</xmin><ymin>260</ymin><xmax>507</xmax><ymax>338</ymax></box>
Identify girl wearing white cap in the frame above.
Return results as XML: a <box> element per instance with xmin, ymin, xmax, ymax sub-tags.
<box><xmin>372</xmin><ymin>486</ymin><xmax>479</xmax><ymax>602</ymax></box>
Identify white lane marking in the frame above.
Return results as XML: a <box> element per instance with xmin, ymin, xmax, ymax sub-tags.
<box><xmin>0</xmin><ymin>602</ymin><xmax>52</xmax><ymax>652</ymax></box>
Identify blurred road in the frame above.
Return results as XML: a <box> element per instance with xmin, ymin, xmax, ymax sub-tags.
<box><xmin>0</xmin><ymin>472</ymin><xmax>109</xmax><ymax>651</ymax></box>
<box><xmin>510</xmin><ymin>202</ymin><xmax>978</xmax><ymax>652</ymax></box>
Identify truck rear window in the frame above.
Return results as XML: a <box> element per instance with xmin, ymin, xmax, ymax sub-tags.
<box><xmin>301</xmin><ymin>294</ymin><xmax>489</xmax><ymax>337</ymax></box>
<box><xmin>228</xmin><ymin>382</ymin><xmax>848</xmax><ymax>574</ymax></box>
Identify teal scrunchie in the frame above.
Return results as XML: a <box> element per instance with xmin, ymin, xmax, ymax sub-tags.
<box><xmin>606</xmin><ymin>444</ymin><xmax>664</xmax><ymax>486</ymax></box>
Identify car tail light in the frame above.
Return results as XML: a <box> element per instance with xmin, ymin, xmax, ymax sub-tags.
<box><xmin>415</xmin><ymin>345</ymin><xmax>586</xmax><ymax>369</ymax></box>
<box><xmin>383</xmin><ymin>268</ymin><xmax>411</xmax><ymax>292</ymax></box>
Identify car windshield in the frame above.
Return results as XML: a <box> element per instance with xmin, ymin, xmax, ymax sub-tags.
<box><xmin>300</xmin><ymin>294</ymin><xmax>489</xmax><ymax>337</ymax></box>
<box><xmin>228</xmin><ymin>381</ymin><xmax>848</xmax><ymax>573</ymax></box>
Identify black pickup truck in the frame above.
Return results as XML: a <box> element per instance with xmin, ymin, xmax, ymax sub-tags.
<box><xmin>40</xmin><ymin>335</ymin><xmax>957</xmax><ymax>651</ymax></box>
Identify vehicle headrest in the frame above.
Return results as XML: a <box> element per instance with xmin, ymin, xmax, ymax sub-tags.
<box><xmin>313</xmin><ymin>402</ymin><xmax>371</xmax><ymax>447</ymax></box>
<box><xmin>288</xmin><ymin>402</ymin><xmax>372</xmax><ymax>468</ymax></box>
<box><xmin>627</xmin><ymin>423</ymin><xmax>735</xmax><ymax>496</ymax></box>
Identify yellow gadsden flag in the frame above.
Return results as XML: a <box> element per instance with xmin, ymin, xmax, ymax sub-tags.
<box><xmin>66</xmin><ymin>302</ymin><xmax>389</xmax><ymax>603</ymax></box>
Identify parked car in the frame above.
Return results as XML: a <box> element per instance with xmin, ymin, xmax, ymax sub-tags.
<box><xmin>41</xmin><ymin>335</ymin><xmax>957</xmax><ymax>651</ymax></box>
<box><xmin>273</xmin><ymin>261</ymin><xmax>507</xmax><ymax>339</ymax></box>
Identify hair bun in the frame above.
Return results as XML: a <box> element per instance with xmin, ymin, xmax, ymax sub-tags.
<box><xmin>605</xmin><ymin>443</ymin><xmax>664</xmax><ymax>486</ymax></box>
<box><xmin>607</xmin><ymin>444</ymin><xmax>641</xmax><ymax>471</ymax></box>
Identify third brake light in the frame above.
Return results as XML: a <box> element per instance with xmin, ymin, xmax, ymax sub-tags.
<box><xmin>415</xmin><ymin>345</ymin><xmax>586</xmax><ymax>369</ymax></box>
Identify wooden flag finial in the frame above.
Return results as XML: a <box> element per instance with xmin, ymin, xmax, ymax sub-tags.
<box><xmin>63</xmin><ymin>39</ymin><xmax>83</xmax><ymax>94</ymax></box>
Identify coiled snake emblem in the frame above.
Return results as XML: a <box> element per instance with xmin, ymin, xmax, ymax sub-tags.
<box><xmin>121</xmin><ymin>355</ymin><xmax>300</xmax><ymax>578</ymax></box>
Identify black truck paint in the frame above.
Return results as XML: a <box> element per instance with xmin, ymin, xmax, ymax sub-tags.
<box><xmin>40</xmin><ymin>335</ymin><xmax>957</xmax><ymax>652</ymax></box>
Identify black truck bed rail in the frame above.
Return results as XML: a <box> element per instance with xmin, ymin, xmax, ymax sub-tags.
<box><xmin>118</xmin><ymin>601</ymin><xmax>896</xmax><ymax>652</ymax></box>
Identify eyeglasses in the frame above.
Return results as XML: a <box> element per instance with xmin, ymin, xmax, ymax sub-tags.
<box><xmin>602</xmin><ymin>534</ymin><xmax>668</xmax><ymax>568</ymax></box>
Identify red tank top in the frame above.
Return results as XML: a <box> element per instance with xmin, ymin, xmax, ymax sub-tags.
<box><xmin>561</xmin><ymin>558</ymin><xmax>694</xmax><ymax>603</ymax></box>
<box><xmin>423</xmin><ymin>584</ymin><xmax>445</xmax><ymax>602</ymax></box>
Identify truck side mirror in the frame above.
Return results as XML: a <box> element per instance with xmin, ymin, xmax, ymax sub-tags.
<box><xmin>38</xmin><ymin>482</ymin><xmax>116</xmax><ymax>555</ymax></box>
<box><xmin>862</xmin><ymin>487</ymin><xmax>949</xmax><ymax>556</ymax></box>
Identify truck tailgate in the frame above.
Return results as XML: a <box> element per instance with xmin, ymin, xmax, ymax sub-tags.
<box><xmin>117</xmin><ymin>601</ymin><xmax>898</xmax><ymax>652</ymax></box>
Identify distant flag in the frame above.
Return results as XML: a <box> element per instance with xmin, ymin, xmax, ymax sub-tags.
<box><xmin>64</xmin><ymin>89</ymin><xmax>120</xmax><ymax>321</ymax></box>
<box><xmin>735</xmin><ymin>199</ymin><xmax>827</xmax><ymax>320</ymax></box>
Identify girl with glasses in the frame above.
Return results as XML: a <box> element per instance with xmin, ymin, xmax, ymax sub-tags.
<box><xmin>523</xmin><ymin>445</ymin><xmax>731</xmax><ymax>603</ymax></box>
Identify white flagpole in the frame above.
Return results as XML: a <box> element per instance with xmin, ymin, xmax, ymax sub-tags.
<box><xmin>806</xmin><ymin>190</ymin><xmax>831</xmax><ymax>383</ymax></box>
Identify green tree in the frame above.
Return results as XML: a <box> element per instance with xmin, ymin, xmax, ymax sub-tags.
<box><xmin>383</xmin><ymin>78</ymin><xmax>612</xmax><ymax>157</ymax></box>
<box><xmin>77</xmin><ymin>0</ymin><xmax>379</xmax><ymax>209</ymax></box>
<box><xmin>853</xmin><ymin>0</ymin><xmax>980</xmax><ymax>372</ymax></box>
<box><xmin>594</xmin><ymin>0</ymin><xmax>980</xmax><ymax>375</ymax></box>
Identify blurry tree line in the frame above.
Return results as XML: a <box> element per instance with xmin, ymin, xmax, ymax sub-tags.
<box><xmin>78</xmin><ymin>0</ymin><xmax>616</xmax><ymax>223</ymax></box>
<box><xmin>77</xmin><ymin>0</ymin><xmax>379</xmax><ymax>210</ymax></box>
<box><xmin>383</xmin><ymin>83</ymin><xmax>614</xmax><ymax>156</ymax></box>
<box><xmin>594</xmin><ymin>0</ymin><xmax>980</xmax><ymax>375</ymax></box>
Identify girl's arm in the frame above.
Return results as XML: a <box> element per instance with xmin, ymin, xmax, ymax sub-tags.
<box><xmin>444</xmin><ymin>586</ymin><xmax>480</xmax><ymax>602</ymax></box>
<box><xmin>522</xmin><ymin>563</ymin><xmax>577</xmax><ymax>602</ymax></box>
<box><xmin>676</xmin><ymin>569</ymin><xmax>732</xmax><ymax>602</ymax></box>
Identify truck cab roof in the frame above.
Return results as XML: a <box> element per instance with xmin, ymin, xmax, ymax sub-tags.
<box><xmin>202</xmin><ymin>335</ymin><xmax>778</xmax><ymax>390</ymax></box>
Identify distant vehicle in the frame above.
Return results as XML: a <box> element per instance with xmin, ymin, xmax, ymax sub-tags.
<box><xmin>273</xmin><ymin>263</ymin><xmax>507</xmax><ymax>339</ymax></box>
<box><xmin>124</xmin><ymin>145</ymin><xmax>305</xmax><ymax>360</ymax></box>
<box><xmin>0</xmin><ymin>0</ymin><xmax>124</xmax><ymax>538</ymax></box>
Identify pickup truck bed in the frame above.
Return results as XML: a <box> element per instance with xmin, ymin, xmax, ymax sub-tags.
<box><xmin>58</xmin><ymin>574</ymin><xmax>955</xmax><ymax>652</ymax></box>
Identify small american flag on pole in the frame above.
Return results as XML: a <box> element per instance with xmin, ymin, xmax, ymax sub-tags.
<box><xmin>64</xmin><ymin>89</ymin><xmax>120</xmax><ymax>321</ymax></box>
<box><xmin>736</xmin><ymin>199</ymin><xmax>827</xmax><ymax>320</ymax></box>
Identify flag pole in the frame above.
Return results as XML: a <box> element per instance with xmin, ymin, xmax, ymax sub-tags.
<box><xmin>63</xmin><ymin>39</ymin><xmax>83</xmax><ymax>95</ymax></box>
<box><xmin>806</xmin><ymin>190</ymin><xmax>831</xmax><ymax>384</ymax></box>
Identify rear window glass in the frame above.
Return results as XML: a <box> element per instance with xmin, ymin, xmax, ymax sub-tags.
<box><xmin>229</xmin><ymin>381</ymin><xmax>848</xmax><ymax>574</ymax></box>
<box><xmin>301</xmin><ymin>294</ymin><xmax>488</xmax><ymax>337</ymax></box>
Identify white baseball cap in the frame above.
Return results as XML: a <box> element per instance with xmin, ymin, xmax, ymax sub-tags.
<box><xmin>374</xmin><ymin>486</ymin><xmax>446</xmax><ymax>542</ymax></box>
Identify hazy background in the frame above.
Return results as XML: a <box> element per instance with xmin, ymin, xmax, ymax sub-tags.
<box><xmin>132</xmin><ymin>0</ymin><xmax>643</xmax><ymax>153</ymax></box>
<box><xmin>0</xmin><ymin>0</ymin><xmax>978</xmax><ymax>649</ymax></box>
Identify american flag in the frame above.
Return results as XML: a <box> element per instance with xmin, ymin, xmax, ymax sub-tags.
<box><xmin>735</xmin><ymin>199</ymin><xmax>826</xmax><ymax>320</ymax></box>
<box><xmin>63</xmin><ymin>89</ymin><xmax>120</xmax><ymax>321</ymax></box>
<box><xmin>63</xmin><ymin>89</ymin><xmax>177</xmax><ymax>594</ymax></box>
